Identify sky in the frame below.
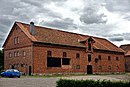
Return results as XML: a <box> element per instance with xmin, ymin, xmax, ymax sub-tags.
<box><xmin>0</xmin><ymin>0</ymin><xmax>130</xmax><ymax>49</ymax></box>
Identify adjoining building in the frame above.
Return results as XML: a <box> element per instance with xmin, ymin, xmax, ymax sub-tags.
<box><xmin>120</xmin><ymin>44</ymin><xmax>130</xmax><ymax>72</ymax></box>
<box><xmin>3</xmin><ymin>22</ymin><xmax>125</xmax><ymax>75</ymax></box>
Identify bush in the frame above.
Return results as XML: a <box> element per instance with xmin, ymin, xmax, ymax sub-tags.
<box><xmin>56</xmin><ymin>79</ymin><xmax>130</xmax><ymax>87</ymax></box>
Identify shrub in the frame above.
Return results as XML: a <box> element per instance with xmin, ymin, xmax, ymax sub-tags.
<box><xmin>56</xmin><ymin>79</ymin><xmax>130</xmax><ymax>87</ymax></box>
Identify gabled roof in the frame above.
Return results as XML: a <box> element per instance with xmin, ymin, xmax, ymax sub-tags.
<box><xmin>120</xmin><ymin>44</ymin><xmax>130</xmax><ymax>56</ymax></box>
<box><xmin>3</xmin><ymin>21</ymin><xmax>124</xmax><ymax>53</ymax></box>
<box><xmin>125</xmin><ymin>50</ymin><xmax>130</xmax><ymax>56</ymax></box>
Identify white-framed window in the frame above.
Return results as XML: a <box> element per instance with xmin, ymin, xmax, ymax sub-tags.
<box><xmin>17</xmin><ymin>51</ymin><xmax>19</xmax><ymax>57</ymax></box>
<box><xmin>23</xmin><ymin>51</ymin><xmax>26</xmax><ymax>56</ymax></box>
<box><xmin>14</xmin><ymin>37</ymin><xmax>19</xmax><ymax>44</ymax></box>
<box><xmin>14</xmin><ymin>51</ymin><xmax>17</xmax><ymax>57</ymax></box>
<box><xmin>14</xmin><ymin>37</ymin><xmax>17</xmax><ymax>44</ymax></box>
<box><xmin>9</xmin><ymin>52</ymin><xmax>12</xmax><ymax>58</ymax></box>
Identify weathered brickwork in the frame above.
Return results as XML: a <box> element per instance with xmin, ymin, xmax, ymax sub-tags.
<box><xmin>4</xmin><ymin>24</ymin><xmax>33</xmax><ymax>74</ymax></box>
<box><xmin>32</xmin><ymin>45</ymin><xmax>125</xmax><ymax>74</ymax></box>
<box><xmin>3</xmin><ymin>22</ymin><xmax>125</xmax><ymax>75</ymax></box>
<box><xmin>120</xmin><ymin>45</ymin><xmax>130</xmax><ymax>72</ymax></box>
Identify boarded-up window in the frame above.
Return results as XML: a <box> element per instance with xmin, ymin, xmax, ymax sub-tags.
<box><xmin>62</xmin><ymin>58</ymin><xmax>70</xmax><ymax>65</ymax></box>
<box><xmin>47</xmin><ymin>57</ymin><xmax>61</xmax><ymax>67</ymax></box>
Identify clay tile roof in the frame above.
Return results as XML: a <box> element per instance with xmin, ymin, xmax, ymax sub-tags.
<box><xmin>125</xmin><ymin>50</ymin><xmax>130</xmax><ymax>56</ymax></box>
<box><xmin>16</xmin><ymin>22</ymin><xmax>124</xmax><ymax>53</ymax></box>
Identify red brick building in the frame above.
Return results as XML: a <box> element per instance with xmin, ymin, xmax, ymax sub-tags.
<box><xmin>120</xmin><ymin>44</ymin><xmax>130</xmax><ymax>72</ymax></box>
<box><xmin>3</xmin><ymin>22</ymin><xmax>125</xmax><ymax>75</ymax></box>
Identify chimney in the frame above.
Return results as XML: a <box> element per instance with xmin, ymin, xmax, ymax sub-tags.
<box><xmin>30</xmin><ymin>22</ymin><xmax>35</xmax><ymax>35</ymax></box>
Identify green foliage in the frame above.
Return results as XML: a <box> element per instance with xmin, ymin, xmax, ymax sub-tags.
<box><xmin>56</xmin><ymin>79</ymin><xmax>130</xmax><ymax>87</ymax></box>
<box><xmin>0</xmin><ymin>49</ymin><xmax>4</xmax><ymax>71</ymax></box>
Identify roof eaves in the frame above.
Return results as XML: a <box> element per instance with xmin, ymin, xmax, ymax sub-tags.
<box><xmin>33</xmin><ymin>41</ymin><xmax>86</xmax><ymax>49</ymax></box>
<box><xmin>16</xmin><ymin>22</ymin><xmax>37</xmax><ymax>42</ymax></box>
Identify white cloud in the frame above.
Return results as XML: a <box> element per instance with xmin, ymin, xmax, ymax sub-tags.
<box><xmin>0</xmin><ymin>0</ymin><xmax>130</xmax><ymax>48</ymax></box>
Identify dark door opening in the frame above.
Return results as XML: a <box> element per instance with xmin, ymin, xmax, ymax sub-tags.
<box><xmin>29</xmin><ymin>66</ymin><xmax>31</xmax><ymax>75</ymax></box>
<box><xmin>87</xmin><ymin>65</ymin><xmax>92</xmax><ymax>74</ymax></box>
<box><xmin>11</xmin><ymin>65</ymin><xmax>14</xmax><ymax>69</ymax></box>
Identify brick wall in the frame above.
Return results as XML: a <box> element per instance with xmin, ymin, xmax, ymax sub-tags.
<box><xmin>4</xmin><ymin>25</ymin><xmax>33</xmax><ymax>74</ymax></box>
<box><xmin>33</xmin><ymin>44</ymin><xmax>125</xmax><ymax>74</ymax></box>
<box><xmin>92</xmin><ymin>50</ymin><xmax>125</xmax><ymax>74</ymax></box>
<box><xmin>33</xmin><ymin>44</ymin><xmax>86</xmax><ymax>74</ymax></box>
<box><xmin>125</xmin><ymin>56</ymin><xmax>130</xmax><ymax>72</ymax></box>
<box><xmin>3</xmin><ymin>24</ymin><xmax>125</xmax><ymax>74</ymax></box>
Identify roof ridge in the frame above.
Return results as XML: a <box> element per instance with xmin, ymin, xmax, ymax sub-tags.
<box><xmin>14</xmin><ymin>21</ymin><xmax>124</xmax><ymax>53</ymax></box>
<box><xmin>16</xmin><ymin>21</ymin><xmax>111</xmax><ymax>41</ymax></box>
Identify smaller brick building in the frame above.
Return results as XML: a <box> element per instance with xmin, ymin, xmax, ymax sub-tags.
<box><xmin>120</xmin><ymin>44</ymin><xmax>130</xmax><ymax>72</ymax></box>
<box><xmin>3</xmin><ymin>22</ymin><xmax>125</xmax><ymax>75</ymax></box>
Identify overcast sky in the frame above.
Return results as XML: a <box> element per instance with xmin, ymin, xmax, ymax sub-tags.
<box><xmin>0</xmin><ymin>0</ymin><xmax>130</xmax><ymax>49</ymax></box>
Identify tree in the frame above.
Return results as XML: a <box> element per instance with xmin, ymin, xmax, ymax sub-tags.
<box><xmin>0</xmin><ymin>49</ymin><xmax>4</xmax><ymax>72</ymax></box>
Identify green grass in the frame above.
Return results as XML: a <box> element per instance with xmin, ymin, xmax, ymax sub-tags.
<box><xmin>22</xmin><ymin>74</ymin><xmax>67</xmax><ymax>78</ymax></box>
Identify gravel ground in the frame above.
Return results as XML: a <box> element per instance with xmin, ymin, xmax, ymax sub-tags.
<box><xmin>0</xmin><ymin>75</ymin><xmax>130</xmax><ymax>87</ymax></box>
<box><xmin>0</xmin><ymin>77</ymin><xmax>59</xmax><ymax>87</ymax></box>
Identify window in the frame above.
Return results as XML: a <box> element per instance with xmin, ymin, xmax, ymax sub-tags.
<box><xmin>98</xmin><ymin>55</ymin><xmax>101</xmax><ymax>60</ymax></box>
<box><xmin>116</xmin><ymin>57</ymin><xmax>119</xmax><ymax>61</ymax></box>
<box><xmin>95</xmin><ymin>58</ymin><xmax>98</xmax><ymax>63</ymax></box>
<box><xmin>116</xmin><ymin>65</ymin><xmax>119</xmax><ymax>70</ymax></box>
<box><xmin>99</xmin><ymin>65</ymin><xmax>102</xmax><ymax>70</ymax></box>
<box><xmin>76</xmin><ymin>65</ymin><xmax>80</xmax><ymax>69</ymax></box>
<box><xmin>62</xmin><ymin>58</ymin><xmax>70</xmax><ymax>65</ymax></box>
<box><xmin>17</xmin><ymin>64</ymin><xmax>20</xmax><ymax>67</ymax></box>
<box><xmin>9</xmin><ymin>52</ymin><xmax>12</xmax><ymax>58</ymax></box>
<box><xmin>14</xmin><ymin>51</ymin><xmax>17</xmax><ymax>57</ymax></box>
<box><xmin>14</xmin><ymin>37</ymin><xmax>17</xmax><ymax>45</ymax></box>
<box><xmin>108</xmin><ymin>56</ymin><xmax>111</xmax><ymax>60</ymax></box>
<box><xmin>14</xmin><ymin>37</ymin><xmax>19</xmax><ymax>44</ymax></box>
<box><xmin>76</xmin><ymin>53</ymin><xmax>80</xmax><ymax>58</ymax></box>
<box><xmin>17</xmin><ymin>37</ymin><xmax>19</xmax><ymax>44</ymax></box>
<box><xmin>16</xmin><ymin>27</ymin><xmax>18</xmax><ymax>30</ymax></box>
<box><xmin>21</xmin><ymin>64</ymin><xmax>24</xmax><ymax>67</ymax></box>
<box><xmin>108</xmin><ymin>66</ymin><xmax>111</xmax><ymax>70</ymax></box>
<box><xmin>17</xmin><ymin>51</ymin><xmax>19</xmax><ymax>57</ymax></box>
<box><xmin>47</xmin><ymin>51</ymin><xmax>52</xmax><ymax>57</ymax></box>
<box><xmin>88</xmin><ymin>39</ymin><xmax>92</xmax><ymax>51</ymax></box>
<box><xmin>23</xmin><ymin>51</ymin><xmax>26</xmax><ymax>57</ymax></box>
<box><xmin>63</xmin><ymin>52</ymin><xmax>67</xmax><ymax>58</ymax></box>
<box><xmin>88</xmin><ymin>54</ymin><xmax>91</xmax><ymax>62</ymax></box>
<box><xmin>47</xmin><ymin>57</ymin><xmax>61</xmax><ymax>67</ymax></box>
<box><xmin>88</xmin><ymin>43</ymin><xmax>91</xmax><ymax>51</ymax></box>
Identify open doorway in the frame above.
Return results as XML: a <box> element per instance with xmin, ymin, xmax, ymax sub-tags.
<box><xmin>29</xmin><ymin>66</ymin><xmax>31</xmax><ymax>75</ymax></box>
<box><xmin>11</xmin><ymin>65</ymin><xmax>14</xmax><ymax>69</ymax></box>
<box><xmin>87</xmin><ymin>65</ymin><xmax>93</xmax><ymax>74</ymax></box>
